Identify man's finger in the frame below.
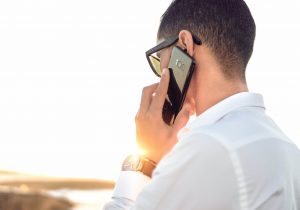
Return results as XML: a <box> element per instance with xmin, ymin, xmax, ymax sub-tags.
<box><xmin>138</xmin><ymin>83</ymin><xmax>159</xmax><ymax>115</ymax></box>
<box><xmin>149</xmin><ymin>68</ymin><xmax>170</xmax><ymax>113</ymax></box>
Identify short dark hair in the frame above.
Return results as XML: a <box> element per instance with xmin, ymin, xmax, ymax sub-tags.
<box><xmin>158</xmin><ymin>0</ymin><xmax>256</xmax><ymax>80</ymax></box>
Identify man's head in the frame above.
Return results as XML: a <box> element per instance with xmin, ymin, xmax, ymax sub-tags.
<box><xmin>158</xmin><ymin>0</ymin><xmax>256</xmax><ymax>81</ymax></box>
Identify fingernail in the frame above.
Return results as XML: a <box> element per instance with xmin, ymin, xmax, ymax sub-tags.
<box><xmin>162</xmin><ymin>68</ymin><xmax>167</xmax><ymax>75</ymax></box>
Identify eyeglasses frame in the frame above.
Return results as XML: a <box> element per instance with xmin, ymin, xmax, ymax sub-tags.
<box><xmin>145</xmin><ymin>34</ymin><xmax>202</xmax><ymax>77</ymax></box>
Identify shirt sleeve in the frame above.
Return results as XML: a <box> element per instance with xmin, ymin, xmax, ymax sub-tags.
<box><xmin>103</xmin><ymin>171</ymin><xmax>151</xmax><ymax>210</ymax></box>
<box><xmin>104</xmin><ymin>132</ymin><xmax>239</xmax><ymax>210</ymax></box>
<box><xmin>103</xmin><ymin>197</ymin><xmax>134</xmax><ymax>210</ymax></box>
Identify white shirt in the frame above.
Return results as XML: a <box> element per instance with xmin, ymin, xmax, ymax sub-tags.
<box><xmin>104</xmin><ymin>92</ymin><xmax>300</xmax><ymax>210</ymax></box>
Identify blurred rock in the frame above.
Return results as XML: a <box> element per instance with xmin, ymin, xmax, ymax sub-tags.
<box><xmin>0</xmin><ymin>187</ymin><xmax>73</xmax><ymax>210</ymax></box>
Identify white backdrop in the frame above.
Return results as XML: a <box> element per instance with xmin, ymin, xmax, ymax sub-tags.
<box><xmin>0</xmin><ymin>0</ymin><xmax>299</xmax><ymax>180</ymax></box>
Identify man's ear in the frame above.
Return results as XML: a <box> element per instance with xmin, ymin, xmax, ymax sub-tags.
<box><xmin>178</xmin><ymin>30</ymin><xmax>194</xmax><ymax>57</ymax></box>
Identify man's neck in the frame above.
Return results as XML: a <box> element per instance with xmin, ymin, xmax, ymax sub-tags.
<box><xmin>195</xmin><ymin>78</ymin><xmax>248</xmax><ymax>116</ymax></box>
<box><xmin>192</xmin><ymin>46</ymin><xmax>249</xmax><ymax>116</ymax></box>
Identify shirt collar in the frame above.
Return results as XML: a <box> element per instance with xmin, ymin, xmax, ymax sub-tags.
<box><xmin>181</xmin><ymin>92</ymin><xmax>265</xmax><ymax>134</ymax></box>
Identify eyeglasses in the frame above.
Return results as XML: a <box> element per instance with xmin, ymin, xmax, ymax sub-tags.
<box><xmin>145</xmin><ymin>34</ymin><xmax>202</xmax><ymax>77</ymax></box>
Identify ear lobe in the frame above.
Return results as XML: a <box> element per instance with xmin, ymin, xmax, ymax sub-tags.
<box><xmin>178</xmin><ymin>30</ymin><xmax>194</xmax><ymax>57</ymax></box>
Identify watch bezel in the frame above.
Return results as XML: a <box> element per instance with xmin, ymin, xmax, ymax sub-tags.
<box><xmin>122</xmin><ymin>155</ymin><xmax>143</xmax><ymax>171</ymax></box>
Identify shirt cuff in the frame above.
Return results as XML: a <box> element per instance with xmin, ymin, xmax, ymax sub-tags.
<box><xmin>112</xmin><ymin>171</ymin><xmax>151</xmax><ymax>201</ymax></box>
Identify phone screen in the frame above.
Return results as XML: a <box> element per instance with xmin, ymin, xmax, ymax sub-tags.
<box><xmin>162</xmin><ymin>46</ymin><xmax>195</xmax><ymax>124</ymax></box>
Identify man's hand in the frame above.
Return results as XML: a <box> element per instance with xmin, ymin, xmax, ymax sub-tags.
<box><xmin>135</xmin><ymin>68</ymin><xmax>193</xmax><ymax>164</ymax></box>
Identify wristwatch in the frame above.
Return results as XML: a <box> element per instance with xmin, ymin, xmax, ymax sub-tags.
<box><xmin>122</xmin><ymin>155</ymin><xmax>157</xmax><ymax>178</ymax></box>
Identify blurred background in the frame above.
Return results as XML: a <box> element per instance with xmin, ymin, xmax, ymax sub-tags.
<box><xmin>0</xmin><ymin>0</ymin><xmax>299</xmax><ymax>209</ymax></box>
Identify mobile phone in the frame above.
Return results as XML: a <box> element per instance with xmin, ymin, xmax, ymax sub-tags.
<box><xmin>162</xmin><ymin>46</ymin><xmax>196</xmax><ymax>124</ymax></box>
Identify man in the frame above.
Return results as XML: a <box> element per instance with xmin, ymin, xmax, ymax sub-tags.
<box><xmin>104</xmin><ymin>0</ymin><xmax>300</xmax><ymax>209</ymax></box>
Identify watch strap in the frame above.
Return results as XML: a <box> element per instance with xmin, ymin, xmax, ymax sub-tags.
<box><xmin>140</xmin><ymin>156</ymin><xmax>157</xmax><ymax>178</ymax></box>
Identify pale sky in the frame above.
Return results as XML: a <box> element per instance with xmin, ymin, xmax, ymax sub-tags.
<box><xmin>0</xmin><ymin>0</ymin><xmax>299</xmax><ymax>181</ymax></box>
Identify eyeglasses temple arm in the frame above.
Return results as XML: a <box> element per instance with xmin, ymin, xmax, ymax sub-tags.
<box><xmin>146</xmin><ymin>35</ymin><xmax>179</xmax><ymax>56</ymax></box>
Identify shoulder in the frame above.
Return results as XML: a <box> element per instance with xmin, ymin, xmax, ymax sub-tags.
<box><xmin>154</xmin><ymin>131</ymin><xmax>233</xmax><ymax>178</ymax></box>
<box><xmin>181</xmin><ymin>107</ymin><xmax>291</xmax><ymax>152</ymax></box>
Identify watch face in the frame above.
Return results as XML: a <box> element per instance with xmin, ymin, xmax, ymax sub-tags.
<box><xmin>122</xmin><ymin>155</ymin><xmax>142</xmax><ymax>171</ymax></box>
